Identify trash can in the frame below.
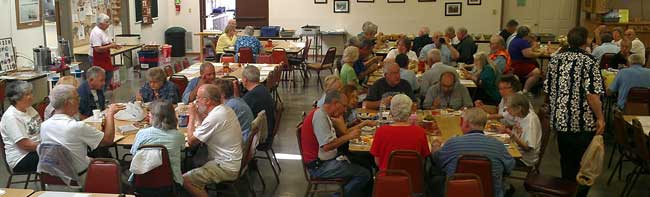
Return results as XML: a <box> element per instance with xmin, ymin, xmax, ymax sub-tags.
<box><xmin>165</xmin><ymin>27</ymin><xmax>186</xmax><ymax>57</ymax></box>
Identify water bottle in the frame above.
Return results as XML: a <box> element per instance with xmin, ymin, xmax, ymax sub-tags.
<box><xmin>177</xmin><ymin>103</ymin><xmax>189</xmax><ymax>128</ymax></box>
<box><xmin>379</xmin><ymin>102</ymin><xmax>386</xmax><ymax>122</ymax></box>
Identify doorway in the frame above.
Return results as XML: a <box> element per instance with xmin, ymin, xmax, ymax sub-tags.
<box><xmin>502</xmin><ymin>0</ymin><xmax>577</xmax><ymax>36</ymax></box>
<box><xmin>202</xmin><ymin>0</ymin><xmax>236</xmax><ymax>31</ymax></box>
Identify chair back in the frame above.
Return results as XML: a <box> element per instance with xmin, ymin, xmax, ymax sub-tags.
<box><xmin>169</xmin><ymin>75</ymin><xmax>189</xmax><ymax>97</ymax></box>
<box><xmin>296</xmin><ymin>123</ymin><xmax>313</xmax><ymax>182</ymax></box>
<box><xmin>164</xmin><ymin>65</ymin><xmax>175</xmax><ymax>77</ymax></box>
<box><xmin>252</xmin><ymin>110</ymin><xmax>268</xmax><ymax>143</ymax></box>
<box><xmin>0</xmin><ymin>131</ymin><xmax>12</xmax><ymax>173</ymax></box>
<box><xmin>373</xmin><ymin>169</ymin><xmax>413</xmax><ymax>197</ymax></box>
<box><xmin>257</xmin><ymin>54</ymin><xmax>272</xmax><ymax>64</ymax></box>
<box><xmin>174</xmin><ymin>62</ymin><xmax>183</xmax><ymax>73</ymax></box>
<box><xmin>624</xmin><ymin>87</ymin><xmax>650</xmax><ymax>115</ymax></box>
<box><xmin>534</xmin><ymin>105</ymin><xmax>552</xmax><ymax>174</ymax></box>
<box><xmin>271</xmin><ymin>48</ymin><xmax>289</xmax><ymax>69</ymax></box>
<box><xmin>387</xmin><ymin>150</ymin><xmax>425</xmax><ymax>194</ymax></box>
<box><xmin>613</xmin><ymin>109</ymin><xmax>632</xmax><ymax>149</ymax></box>
<box><xmin>221</xmin><ymin>54</ymin><xmax>236</xmax><ymax>63</ymax></box>
<box><xmin>182</xmin><ymin>58</ymin><xmax>191</xmax><ymax>69</ymax></box>
<box><xmin>36</xmin><ymin>97</ymin><xmax>49</xmax><ymax>120</ymax></box>
<box><xmin>321</xmin><ymin>47</ymin><xmax>337</xmax><ymax>68</ymax></box>
<box><xmin>39</xmin><ymin>172</ymin><xmax>79</xmax><ymax>190</ymax></box>
<box><xmin>239</xmin><ymin>47</ymin><xmax>255</xmax><ymax>63</ymax></box>
<box><xmin>631</xmin><ymin>119</ymin><xmax>650</xmax><ymax>162</ymax></box>
<box><xmin>600</xmin><ymin>53</ymin><xmax>616</xmax><ymax>69</ymax></box>
<box><xmin>455</xmin><ymin>154</ymin><xmax>493</xmax><ymax>197</ymax></box>
<box><xmin>446</xmin><ymin>173</ymin><xmax>484</xmax><ymax>197</ymax></box>
<box><xmin>301</xmin><ymin>39</ymin><xmax>311</xmax><ymax>60</ymax></box>
<box><xmin>84</xmin><ymin>158</ymin><xmax>121</xmax><ymax>193</ymax></box>
<box><xmin>133</xmin><ymin>145</ymin><xmax>176</xmax><ymax>194</ymax></box>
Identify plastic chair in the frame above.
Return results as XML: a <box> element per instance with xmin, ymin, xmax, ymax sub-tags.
<box><xmin>0</xmin><ymin>132</ymin><xmax>39</xmax><ymax>188</ymax></box>
<box><xmin>84</xmin><ymin>158</ymin><xmax>121</xmax><ymax>194</ymax></box>
<box><xmin>133</xmin><ymin>145</ymin><xmax>178</xmax><ymax>196</ymax></box>
<box><xmin>599</xmin><ymin>53</ymin><xmax>616</xmax><ymax>69</ymax></box>
<box><xmin>623</xmin><ymin>87</ymin><xmax>650</xmax><ymax>116</ymax></box>
<box><xmin>164</xmin><ymin>65</ymin><xmax>175</xmax><ymax>77</ymax></box>
<box><xmin>446</xmin><ymin>173</ymin><xmax>484</xmax><ymax>197</ymax></box>
<box><xmin>169</xmin><ymin>75</ymin><xmax>189</xmax><ymax>97</ymax></box>
<box><xmin>387</xmin><ymin>150</ymin><xmax>426</xmax><ymax>195</ymax></box>
<box><xmin>455</xmin><ymin>154</ymin><xmax>493</xmax><ymax>197</ymax></box>
<box><xmin>239</xmin><ymin>47</ymin><xmax>255</xmax><ymax>63</ymax></box>
<box><xmin>307</xmin><ymin>47</ymin><xmax>336</xmax><ymax>89</ymax></box>
<box><xmin>373</xmin><ymin>170</ymin><xmax>412</xmax><ymax>197</ymax></box>
<box><xmin>35</xmin><ymin>97</ymin><xmax>49</xmax><ymax>121</ymax></box>
<box><xmin>296</xmin><ymin>123</ymin><xmax>347</xmax><ymax>197</ymax></box>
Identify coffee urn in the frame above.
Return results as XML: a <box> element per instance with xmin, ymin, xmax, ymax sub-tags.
<box><xmin>33</xmin><ymin>45</ymin><xmax>52</xmax><ymax>72</ymax></box>
<box><xmin>57</xmin><ymin>38</ymin><xmax>73</xmax><ymax>64</ymax></box>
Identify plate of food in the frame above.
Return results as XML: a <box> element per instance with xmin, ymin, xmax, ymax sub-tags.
<box><xmin>361</xmin><ymin>126</ymin><xmax>376</xmax><ymax>133</ymax></box>
<box><xmin>358</xmin><ymin>112</ymin><xmax>376</xmax><ymax>120</ymax></box>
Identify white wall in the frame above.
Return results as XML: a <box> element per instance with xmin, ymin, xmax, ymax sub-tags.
<box><xmin>128</xmin><ymin>0</ymin><xmax>170</xmax><ymax>47</ymax></box>
<box><xmin>167</xmin><ymin>0</ymin><xmax>201</xmax><ymax>52</ymax></box>
<box><xmin>0</xmin><ymin>0</ymin><xmax>46</xmax><ymax>68</ymax></box>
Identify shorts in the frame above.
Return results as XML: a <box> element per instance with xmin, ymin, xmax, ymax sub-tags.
<box><xmin>511</xmin><ymin>60</ymin><xmax>537</xmax><ymax>78</ymax></box>
<box><xmin>183</xmin><ymin>160</ymin><xmax>238</xmax><ymax>188</ymax></box>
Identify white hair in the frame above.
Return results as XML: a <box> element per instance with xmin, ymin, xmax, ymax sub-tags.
<box><xmin>244</xmin><ymin>26</ymin><xmax>255</xmax><ymax>36</ymax></box>
<box><xmin>86</xmin><ymin>66</ymin><xmax>106</xmax><ymax>80</ymax></box>
<box><xmin>462</xmin><ymin>108</ymin><xmax>488</xmax><ymax>130</ymax></box>
<box><xmin>342</xmin><ymin>46</ymin><xmax>359</xmax><ymax>63</ymax></box>
<box><xmin>390</xmin><ymin>94</ymin><xmax>413</xmax><ymax>122</ymax></box>
<box><xmin>242</xmin><ymin>65</ymin><xmax>260</xmax><ymax>82</ymax></box>
<box><xmin>50</xmin><ymin>84</ymin><xmax>77</xmax><ymax>110</ymax></box>
<box><xmin>628</xmin><ymin>53</ymin><xmax>646</xmax><ymax>65</ymax></box>
<box><xmin>96</xmin><ymin>13</ymin><xmax>110</xmax><ymax>24</ymax></box>
<box><xmin>427</xmin><ymin>48</ymin><xmax>442</xmax><ymax>63</ymax></box>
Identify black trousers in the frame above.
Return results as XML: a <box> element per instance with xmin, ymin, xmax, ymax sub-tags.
<box><xmin>13</xmin><ymin>151</ymin><xmax>39</xmax><ymax>173</ymax></box>
<box><xmin>557</xmin><ymin>131</ymin><xmax>595</xmax><ymax>197</ymax></box>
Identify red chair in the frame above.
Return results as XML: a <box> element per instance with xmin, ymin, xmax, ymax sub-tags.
<box><xmin>272</xmin><ymin>48</ymin><xmax>297</xmax><ymax>87</ymax></box>
<box><xmin>307</xmin><ymin>47</ymin><xmax>337</xmax><ymax>89</ymax></box>
<box><xmin>221</xmin><ymin>55</ymin><xmax>235</xmax><ymax>64</ymax></box>
<box><xmin>257</xmin><ymin>55</ymin><xmax>272</xmax><ymax>64</ymax></box>
<box><xmin>446</xmin><ymin>173</ymin><xmax>484</xmax><ymax>197</ymax></box>
<box><xmin>84</xmin><ymin>158</ymin><xmax>121</xmax><ymax>194</ymax></box>
<box><xmin>169</xmin><ymin>75</ymin><xmax>189</xmax><ymax>97</ymax></box>
<box><xmin>182</xmin><ymin>58</ymin><xmax>191</xmax><ymax>69</ymax></box>
<box><xmin>623</xmin><ymin>87</ymin><xmax>650</xmax><ymax>116</ymax></box>
<box><xmin>35</xmin><ymin>97</ymin><xmax>49</xmax><ymax>120</ymax></box>
<box><xmin>133</xmin><ymin>145</ymin><xmax>178</xmax><ymax>196</ymax></box>
<box><xmin>296</xmin><ymin>124</ymin><xmax>347</xmax><ymax>196</ymax></box>
<box><xmin>239</xmin><ymin>47</ymin><xmax>255</xmax><ymax>63</ymax></box>
<box><xmin>599</xmin><ymin>53</ymin><xmax>616</xmax><ymax>69</ymax></box>
<box><xmin>607</xmin><ymin>109</ymin><xmax>636</xmax><ymax>185</ymax></box>
<box><xmin>164</xmin><ymin>65</ymin><xmax>175</xmax><ymax>77</ymax></box>
<box><xmin>455</xmin><ymin>154</ymin><xmax>493</xmax><ymax>197</ymax></box>
<box><xmin>0</xmin><ymin>132</ymin><xmax>39</xmax><ymax>188</ymax></box>
<box><xmin>173</xmin><ymin>62</ymin><xmax>183</xmax><ymax>73</ymax></box>
<box><xmin>373</xmin><ymin>170</ymin><xmax>413</xmax><ymax>197</ymax></box>
<box><xmin>387</xmin><ymin>150</ymin><xmax>426</xmax><ymax>195</ymax></box>
<box><xmin>524</xmin><ymin>174</ymin><xmax>578</xmax><ymax>196</ymax></box>
<box><xmin>39</xmin><ymin>173</ymin><xmax>80</xmax><ymax>191</ymax></box>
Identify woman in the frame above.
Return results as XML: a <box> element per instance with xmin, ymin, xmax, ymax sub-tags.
<box><xmin>339</xmin><ymin>46</ymin><xmax>362</xmax><ymax>89</ymax></box>
<box><xmin>0</xmin><ymin>81</ymin><xmax>41</xmax><ymax>173</ymax></box>
<box><xmin>488</xmin><ymin>35</ymin><xmax>512</xmax><ymax>75</ymax></box>
<box><xmin>341</xmin><ymin>85</ymin><xmax>360</xmax><ymax>126</ymax></box>
<box><xmin>216</xmin><ymin>24</ymin><xmax>238</xmax><ymax>57</ymax></box>
<box><xmin>315</xmin><ymin>75</ymin><xmax>343</xmax><ymax>107</ymax></box>
<box><xmin>130</xmin><ymin>100</ymin><xmax>185</xmax><ymax>185</ymax></box>
<box><xmin>44</xmin><ymin>76</ymin><xmax>79</xmax><ymax>120</ymax></box>
<box><xmin>370</xmin><ymin>94</ymin><xmax>430</xmax><ymax>170</ymax></box>
<box><xmin>463</xmin><ymin>52</ymin><xmax>500</xmax><ymax>105</ymax></box>
<box><xmin>136</xmin><ymin>67</ymin><xmax>181</xmax><ymax>103</ymax></box>
<box><xmin>358</xmin><ymin>21</ymin><xmax>378</xmax><ymax>41</ymax></box>
<box><xmin>475</xmin><ymin>75</ymin><xmax>526</xmax><ymax>126</ymax></box>
<box><xmin>499</xmin><ymin>94</ymin><xmax>542</xmax><ymax>167</ymax></box>
<box><xmin>234</xmin><ymin>26</ymin><xmax>262</xmax><ymax>61</ymax></box>
<box><xmin>507</xmin><ymin>26</ymin><xmax>545</xmax><ymax>93</ymax></box>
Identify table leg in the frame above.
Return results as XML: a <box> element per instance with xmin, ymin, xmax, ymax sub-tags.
<box><xmin>199</xmin><ymin>36</ymin><xmax>205</xmax><ymax>62</ymax></box>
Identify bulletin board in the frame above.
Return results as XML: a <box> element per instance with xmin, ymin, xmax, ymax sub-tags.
<box><xmin>71</xmin><ymin>0</ymin><xmax>122</xmax><ymax>47</ymax></box>
<box><xmin>0</xmin><ymin>38</ymin><xmax>17</xmax><ymax>72</ymax></box>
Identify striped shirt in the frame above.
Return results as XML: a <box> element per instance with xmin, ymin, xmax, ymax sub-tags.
<box><xmin>433</xmin><ymin>131</ymin><xmax>515</xmax><ymax>197</ymax></box>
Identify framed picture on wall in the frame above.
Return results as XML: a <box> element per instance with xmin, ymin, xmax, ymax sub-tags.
<box><xmin>315</xmin><ymin>0</ymin><xmax>327</xmax><ymax>4</ymax></box>
<box><xmin>358</xmin><ymin>0</ymin><xmax>374</xmax><ymax>2</ymax></box>
<box><xmin>14</xmin><ymin>0</ymin><xmax>43</xmax><ymax>29</ymax></box>
<box><xmin>334</xmin><ymin>0</ymin><xmax>349</xmax><ymax>13</ymax></box>
<box><xmin>445</xmin><ymin>2</ymin><xmax>462</xmax><ymax>16</ymax></box>
<box><xmin>418</xmin><ymin>0</ymin><xmax>436</xmax><ymax>2</ymax></box>
<box><xmin>467</xmin><ymin>0</ymin><xmax>480</xmax><ymax>5</ymax></box>
<box><xmin>387</xmin><ymin>0</ymin><xmax>405</xmax><ymax>3</ymax></box>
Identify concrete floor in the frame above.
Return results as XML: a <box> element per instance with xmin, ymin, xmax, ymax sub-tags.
<box><xmin>2</xmin><ymin>58</ymin><xmax>650</xmax><ymax>197</ymax></box>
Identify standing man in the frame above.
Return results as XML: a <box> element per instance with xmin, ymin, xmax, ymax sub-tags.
<box><xmin>454</xmin><ymin>27</ymin><xmax>477</xmax><ymax>64</ymax></box>
<box><xmin>544</xmin><ymin>26</ymin><xmax>605</xmax><ymax>197</ymax></box>
<box><xmin>499</xmin><ymin>20</ymin><xmax>518</xmax><ymax>43</ymax></box>
<box><xmin>89</xmin><ymin>14</ymin><xmax>120</xmax><ymax>90</ymax></box>
<box><xmin>183</xmin><ymin>62</ymin><xmax>216</xmax><ymax>104</ymax></box>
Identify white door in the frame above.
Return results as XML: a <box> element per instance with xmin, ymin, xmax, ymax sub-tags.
<box><xmin>503</xmin><ymin>0</ymin><xmax>540</xmax><ymax>32</ymax></box>
<box><xmin>503</xmin><ymin>0</ymin><xmax>577</xmax><ymax>36</ymax></box>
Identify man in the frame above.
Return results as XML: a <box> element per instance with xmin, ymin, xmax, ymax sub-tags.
<box><xmin>499</xmin><ymin>20</ymin><xmax>518</xmax><ymax>43</ymax></box>
<box><xmin>183</xmin><ymin>84</ymin><xmax>243</xmax><ymax>197</ymax></box>
<box><xmin>608</xmin><ymin>53</ymin><xmax>650</xmax><ymax>109</ymax></box>
<box><xmin>419</xmin><ymin>31</ymin><xmax>459</xmax><ymax>66</ymax></box>
<box><xmin>445</xmin><ymin>26</ymin><xmax>460</xmax><ymax>45</ymax></box>
<box><xmin>396</xmin><ymin>54</ymin><xmax>419</xmax><ymax>92</ymax></box>
<box><xmin>214</xmin><ymin>79</ymin><xmax>254</xmax><ymax>143</ymax></box>
<box><xmin>384</xmin><ymin>38</ymin><xmax>418</xmax><ymax>64</ymax></box>
<box><xmin>420</xmin><ymin>48</ymin><xmax>459</xmax><ymax>90</ymax></box>
<box><xmin>412</xmin><ymin>27</ymin><xmax>432</xmax><ymax>54</ymax></box>
<box><xmin>89</xmin><ymin>14</ymin><xmax>120</xmax><ymax>90</ymax></box>
<box><xmin>431</xmin><ymin>108</ymin><xmax>515</xmax><ymax>197</ymax></box>
<box><xmin>591</xmin><ymin>32</ymin><xmax>620</xmax><ymax>61</ymax></box>
<box><xmin>454</xmin><ymin>27</ymin><xmax>477</xmax><ymax>64</ymax></box>
<box><xmin>609</xmin><ymin>39</ymin><xmax>632</xmax><ymax>69</ymax></box>
<box><xmin>423</xmin><ymin>72</ymin><xmax>472</xmax><ymax>110</ymax></box>
<box><xmin>625</xmin><ymin>29</ymin><xmax>646</xmax><ymax>56</ymax></box>
<box><xmin>78</xmin><ymin>66</ymin><xmax>107</xmax><ymax>119</ymax></box>
<box><xmin>488</xmin><ymin>35</ymin><xmax>512</xmax><ymax>75</ymax></box>
<box><xmin>353</xmin><ymin>39</ymin><xmax>383</xmax><ymax>84</ymax></box>
<box><xmin>241</xmin><ymin>66</ymin><xmax>276</xmax><ymax>142</ymax></box>
<box><xmin>300</xmin><ymin>90</ymin><xmax>372</xmax><ymax>196</ymax></box>
<box><xmin>183</xmin><ymin>62</ymin><xmax>216</xmax><ymax>104</ymax></box>
<box><xmin>40</xmin><ymin>85</ymin><xmax>124</xmax><ymax>181</ymax></box>
<box><xmin>612</xmin><ymin>27</ymin><xmax>624</xmax><ymax>46</ymax></box>
<box><xmin>363</xmin><ymin>63</ymin><xmax>415</xmax><ymax>110</ymax></box>
<box><xmin>544</xmin><ymin>26</ymin><xmax>605</xmax><ymax>197</ymax></box>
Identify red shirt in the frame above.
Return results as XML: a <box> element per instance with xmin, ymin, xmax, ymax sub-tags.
<box><xmin>370</xmin><ymin>125</ymin><xmax>431</xmax><ymax>170</ymax></box>
<box><xmin>300</xmin><ymin>109</ymin><xmax>319</xmax><ymax>164</ymax></box>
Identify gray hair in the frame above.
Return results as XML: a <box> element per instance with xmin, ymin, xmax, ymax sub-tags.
<box><xmin>149</xmin><ymin>99</ymin><xmax>178</xmax><ymax>130</ymax></box>
<box><xmin>427</xmin><ymin>48</ymin><xmax>442</xmax><ymax>63</ymax></box>
<box><xmin>49</xmin><ymin>84</ymin><xmax>77</xmax><ymax>110</ymax></box>
<box><xmin>462</xmin><ymin>108</ymin><xmax>488</xmax><ymax>129</ymax></box>
<box><xmin>362</xmin><ymin>22</ymin><xmax>378</xmax><ymax>35</ymax></box>
<box><xmin>516</xmin><ymin>26</ymin><xmax>530</xmax><ymax>38</ymax></box>
<box><xmin>200</xmin><ymin>84</ymin><xmax>222</xmax><ymax>102</ymax></box>
<box><xmin>390</xmin><ymin>94</ymin><xmax>412</xmax><ymax>122</ymax></box>
<box><xmin>473</xmin><ymin>52</ymin><xmax>489</xmax><ymax>66</ymax></box>
<box><xmin>346</xmin><ymin>37</ymin><xmax>360</xmax><ymax>47</ymax></box>
<box><xmin>323</xmin><ymin>90</ymin><xmax>343</xmax><ymax>104</ymax></box>
<box><xmin>86</xmin><ymin>66</ymin><xmax>106</xmax><ymax>80</ymax></box>
<box><xmin>420</xmin><ymin>27</ymin><xmax>430</xmax><ymax>36</ymax></box>
<box><xmin>490</xmin><ymin>34</ymin><xmax>506</xmax><ymax>48</ymax></box>
<box><xmin>96</xmin><ymin>13</ymin><xmax>110</xmax><ymax>24</ymax></box>
<box><xmin>457</xmin><ymin>27</ymin><xmax>468</xmax><ymax>34</ymax></box>
<box><xmin>213</xmin><ymin>78</ymin><xmax>234</xmax><ymax>99</ymax></box>
<box><xmin>244</xmin><ymin>26</ymin><xmax>255</xmax><ymax>36</ymax></box>
<box><xmin>199</xmin><ymin>62</ymin><xmax>213</xmax><ymax>74</ymax></box>
<box><xmin>147</xmin><ymin>67</ymin><xmax>167</xmax><ymax>83</ymax></box>
<box><xmin>445</xmin><ymin>26</ymin><xmax>455</xmax><ymax>35</ymax></box>
<box><xmin>224</xmin><ymin>24</ymin><xmax>237</xmax><ymax>34</ymax></box>
<box><xmin>383</xmin><ymin>62</ymin><xmax>400</xmax><ymax>73</ymax></box>
<box><xmin>628</xmin><ymin>53</ymin><xmax>646</xmax><ymax>65</ymax></box>
<box><xmin>6</xmin><ymin>81</ymin><xmax>33</xmax><ymax>105</ymax></box>
<box><xmin>242</xmin><ymin>65</ymin><xmax>260</xmax><ymax>82</ymax></box>
<box><xmin>506</xmin><ymin>94</ymin><xmax>530</xmax><ymax>117</ymax></box>
<box><xmin>342</xmin><ymin>46</ymin><xmax>359</xmax><ymax>64</ymax></box>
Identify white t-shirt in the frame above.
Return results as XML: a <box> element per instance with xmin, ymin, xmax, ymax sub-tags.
<box><xmin>514</xmin><ymin>111</ymin><xmax>542</xmax><ymax>166</ymax></box>
<box><xmin>0</xmin><ymin>106</ymin><xmax>41</xmax><ymax>169</ymax></box>
<box><xmin>193</xmin><ymin>105</ymin><xmax>243</xmax><ymax>172</ymax></box>
<box><xmin>88</xmin><ymin>26</ymin><xmax>112</xmax><ymax>56</ymax></box>
<box><xmin>631</xmin><ymin>38</ymin><xmax>646</xmax><ymax>56</ymax></box>
<box><xmin>40</xmin><ymin>114</ymin><xmax>104</xmax><ymax>173</ymax></box>
<box><xmin>386</xmin><ymin>49</ymin><xmax>419</xmax><ymax>62</ymax></box>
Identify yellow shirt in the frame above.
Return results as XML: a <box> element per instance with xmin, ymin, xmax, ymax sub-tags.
<box><xmin>215</xmin><ymin>34</ymin><xmax>237</xmax><ymax>53</ymax></box>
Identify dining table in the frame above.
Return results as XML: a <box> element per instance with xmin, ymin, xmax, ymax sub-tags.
<box><xmin>224</xmin><ymin>40</ymin><xmax>304</xmax><ymax>55</ymax></box>
<box><xmin>623</xmin><ymin>115</ymin><xmax>650</xmax><ymax>136</ymax></box>
<box><xmin>0</xmin><ymin>188</ymin><xmax>34</xmax><ymax>197</ymax></box>
<box><xmin>365</xmin><ymin>68</ymin><xmax>477</xmax><ymax>88</ymax></box>
<box><xmin>30</xmin><ymin>191</ymin><xmax>134</xmax><ymax>197</ymax></box>
<box><xmin>177</xmin><ymin>62</ymin><xmax>279</xmax><ymax>82</ymax></box>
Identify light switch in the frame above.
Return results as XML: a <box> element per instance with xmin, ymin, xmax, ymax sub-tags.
<box><xmin>189</xmin><ymin>8</ymin><xmax>192</xmax><ymax>13</ymax></box>
<box><xmin>492</xmin><ymin>9</ymin><xmax>497</xmax><ymax>15</ymax></box>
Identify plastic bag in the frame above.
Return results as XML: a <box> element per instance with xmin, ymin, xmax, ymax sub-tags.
<box><xmin>114</xmin><ymin>102</ymin><xmax>146</xmax><ymax>122</ymax></box>
<box><xmin>577</xmin><ymin>135</ymin><xmax>604</xmax><ymax>186</ymax></box>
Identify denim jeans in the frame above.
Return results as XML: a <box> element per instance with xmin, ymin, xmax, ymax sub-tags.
<box><xmin>308</xmin><ymin>159</ymin><xmax>372</xmax><ymax>197</ymax></box>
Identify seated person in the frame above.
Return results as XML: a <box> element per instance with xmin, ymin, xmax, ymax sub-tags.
<box><xmin>475</xmin><ymin>75</ymin><xmax>527</xmax><ymax>126</ymax></box>
<box><xmin>488</xmin><ymin>35</ymin><xmax>512</xmax><ymax>75</ymax></box>
<box><xmin>1</xmin><ymin>81</ymin><xmax>41</xmax><ymax>173</ymax></box>
<box><xmin>385</xmin><ymin>38</ymin><xmax>419</xmax><ymax>64</ymax></box>
<box><xmin>339</xmin><ymin>46</ymin><xmax>363</xmax><ymax>89</ymax></box>
<box><xmin>363</xmin><ymin>63</ymin><xmax>415</xmax><ymax>110</ymax></box>
<box><xmin>130</xmin><ymin>100</ymin><xmax>185</xmax><ymax>185</ymax></box>
<box><xmin>499</xmin><ymin>20</ymin><xmax>518</xmax><ymax>44</ymax></box>
<box><xmin>591</xmin><ymin>32</ymin><xmax>620</xmax><ymax>62</ymax></box>
<box><xmin>45</xmin><ymin>76</ymin><xmax>79</xmax><ymax>120</ymax></box>
<box><xmin>183</xmin><ymin>84</ymin><xmax>243</xmax><ymax>197</ymax></box>
<box><xmin>353</xmin><ymin>39</ymin><xmax>383</xmax><ymax>84</ymax></box>
<box><xmin>508</xmin><ymin>26</ymin><xmax>544</xmax><ymax>93</ymax></box>
<box><xmin>431</xmin><ymin>108</ymin><xmax>515</xmax><ymax>197</ymax></box>
<box><xmin>241</xmin><ymin>66</ymin><xmax>276</xmax><ymax>142</ymax></box>
<box><xmin>412</xmin><ymin>27</ymin><xmax>432</xmax><ymax>54</ymax></box>
<box><xmin>215</xmin><ymin>24</ymin><xmax>237</xmax><ymax>57</ymax></box>
<box><xmin>41</xmin><ymin>85</ymin><xmax>125</xmax><ymax>182</ymax></box>
<box><xmin>462</xmin><ymin>52</ymin><xmax>500</xmax><ymax>105</ymax></box>
<box><xmin>609</xmin><ymin>39</ymin><xmax>632</xmax><ymax>69</ymax></box>
<box><xmin>300</xmin><ymin>90</ymin><xmax>372</xmax><ymax>196</ymax></box>
<box><xmin>358</xmin><ymin>21</ymin><xmax>378</xmax><ymax>41</ymax></box>
<box><xmin>234</xmin><ymin>26</ymin><xmax>262</xmax><ymax>61</ymax></box>
<box><xmin>370</xmin><ymin>94</ymin><xmax>430</xmax><ymax>170</ymax></box>
<box><xmin>607</xmin><ymin>53</ymin><xmax>650</xmax><ymax>109</ymax></box>
<box><xmin>396</xmin><ymin>54</ymin><xmax>419</xmax><ymax>92</ymax></box>
<box><xmin>137</xmin><ymin>67</ymin><xmax>180</xmax><ymax>103</ymax></box>
<box><xmin>341</xmin><ymin>85</ymin><xmax>361</xmax><ymax>125</ymax></box>
<box><xmin>183</xmin><ymin>62</ymin><xmax>216</xmax><ymax>104</ymax></box>
<box><xmin>419</xmin><ymin>31</ymin><xmax>459</xmax><ymax>66</ymax></box>
<box><xmin>626</xmin><ymin>29</ymin><xmax>646</xmax><ymax>56</ymax></box>
<box><xmin>78</xmin><ymin>66</ymin><xmax>107</xmax><ymax>119</ymax></box>
<box><xmin>316</xmin><ymin>75</ymin><xmax>344</xmax><ymax>107</ymax></box>
<box><xmin>420</xmin><ymin>48</ymin><xmax>459</xmax><ymax>90</ymax></box>
<box><xmin>454</xmin><ymin>27</ymin><xmax>477</xmax><ymax>64</ymax></box>
<box><xmin>500</xmin><ymin>94</ymin><xmax>542</xmax><ymax>167</ymax></box>
<box><xmin>423</xmin><ymin>72</ymin><xmax>472</xmax><ymax>110</ymax></box>
<box><xmin>214</xmin><ymin>78</ymin><xmax>254</xmax><ymax>142</ymax></box>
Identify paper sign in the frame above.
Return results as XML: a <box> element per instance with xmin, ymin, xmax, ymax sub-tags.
<box><xmin>517</xmin><ymin>0</ymin><xmax>526</xmax><ymax>6</ymax></box>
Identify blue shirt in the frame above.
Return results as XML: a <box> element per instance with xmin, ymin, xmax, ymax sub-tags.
<box><xmin>400</xmin><ymin>68</ymin><xmax>419</xmax><ymax>91</ymax></box>
<box><xmin>130</xmin><ymin>127</ymin><xmax>185</xmax><ymax>184</ymax></box>
<box><xmin>418</xmin><ymin>43</ymin><xmax>453</xmax><ymax>65</ymax></box>
<box><xmin>608</xmin><ymin>64</ymin><xmax>650</xmax><ymax>108</ymax></box>
<box><xmin>225</xmin><ymin>98</ymin><xmax>255</xmax><ymax>143</ymax></box>
<box><xmin>77</xmin><ymin>81</ymin><xmax>105</xmax><ymax>117</ymax></box>
<box><xmin>591</xmin><ymin>42</ymin><xmax>620</xmax><ymax>61</ymax></box>
<box><xmin>493</xmin><ymin>56</ymin><xmax>507</xmax><ymax>74</ymax></box>
<box><xmin>139</xmin><ymin>81</ymin><xmax>180</xmax><ymax>103</ymax></box>
<box><xmin>235</xmin><ymin>36</ymin><xmax>262</xmax><ymax>61</ymax></box>
<box><xmin>182</xmin><ymin>78</ymin><xmax>201</xmax><ymax>104</ymax></box>
<box><xmin>432</xmin><ymin>131</ymin><xmax>515</xmax><ymax>197</ymax></box>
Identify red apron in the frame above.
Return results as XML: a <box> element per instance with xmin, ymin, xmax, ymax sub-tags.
<box><xmin>92</xmin><ymin>43</ymin><xmax>115</xmax><ymax>71</ymax></box>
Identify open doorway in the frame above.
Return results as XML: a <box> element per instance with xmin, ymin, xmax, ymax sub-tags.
<box><xmin>43</xmin><ymin>0</ymin><xmax>58</xmax><ymax>47</ymax></box>
<box><xmin>203</xmin><ymin>0</ymin><xmax>235</xmax><ymax>31</ymax></box>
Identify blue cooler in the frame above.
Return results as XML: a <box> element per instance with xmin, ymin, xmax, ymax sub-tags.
<box><xmin>261</xmin><ymin>26</ymin><xmax>280</xmax><ymax>37</ymax></box>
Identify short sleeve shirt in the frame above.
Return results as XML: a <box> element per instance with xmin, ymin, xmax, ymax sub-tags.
<box><xmin>515</xmin><ymin>111</ymin><xmax>542</xmax><ymax>166</ymax></box>
<box><xmin>0</xmin><ymin>106</ymin><xmax>41</xmax><ymax>169</ymax></box>
<box><xmin>130</xmin><ymin>127</ymin><xmax>185</xmax><ymax>184</ymax></box>
<box><xmin>508</xmin><ymin>38</ymin><xmax>531</xmax><ymax>61</ymax></box>
<box><xmin>224</xmin><ymin>98</ymin><xmax>255</xmax><ymax>143</ymax></box>
<box><xmin>339</xmin><ymin>63</ymin><xmax>361</xmax><ymax>89</ymax></box>
<box><xmin>370</xmin><ymin>125</ymin><xmax>430</xmax><ymax>170</ymax></box>
<box><xmin>40</xmin><ymin>114</ymin><xmax>104</xmax><ymax>173</ymax></box>
<box><xmin>88</xmin><ymin>26</ymin><xmax>111</xmax><ymax>56</ymax></box>
<box><xmin>423</xmin><ymin>83</ymin><xmax>473</xmax><ymax>110</ymax></box>
<box><xmin>311</xmin><ymin>108</ymin><xmax>338</xmax><ymax>161</ymax></box>
<box><xmin>366</xmin><ymin>78</ymin><xmax>415</xmax><ymax>102</ymax></box>
<box><xmin>193</xmin><ymin>105</ymin><xmax>243</xmax><ymax>172</ymax></box>
<box><xmin>386</xmin><ymin>49</ymin><xmax>418</xmax><ymax>62</ymax></box>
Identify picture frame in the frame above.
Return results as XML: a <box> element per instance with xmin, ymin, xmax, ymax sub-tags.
<box><xmin>334</xmin><ymin>0</ymin><xmax>349</xmax><ymax>13</ymax></box>
<box><xmin>14</xmin><ymin>0</ymin><xmax>43</xmax><ymax>29</ymax></box>
<box><xmin>445</xmin><ymin>2</ymin><xmax>462</xmax><ymax>16</ymax></box>
<box><xmin>418</xmin><ymin>0</ymin><xmax>436</xmax><ymax>2</ymax></box>
<box><xmin>357</xmin><ymin>0</ymin><xmax>374</xmax><ymax>2</ymax></box>
<box><xmin>387</xmin><ymin>0</ymin><xmax>405</xmax><ymax>3</ymax></box>
<box><xmin>467</xmin><ymin>0</ymin><xmax>480</xmax><ymax>5</ymax></box>
<box><xmin>315</xmin><ymin>0</ymin><xmax>327</xmax><ymax>4</ymax></box>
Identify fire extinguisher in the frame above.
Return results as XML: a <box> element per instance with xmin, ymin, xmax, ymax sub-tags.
<box><xmin>175</xmin><ymin>0</ymin><xmax>181</xmax><ymax>12</ymax></box>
